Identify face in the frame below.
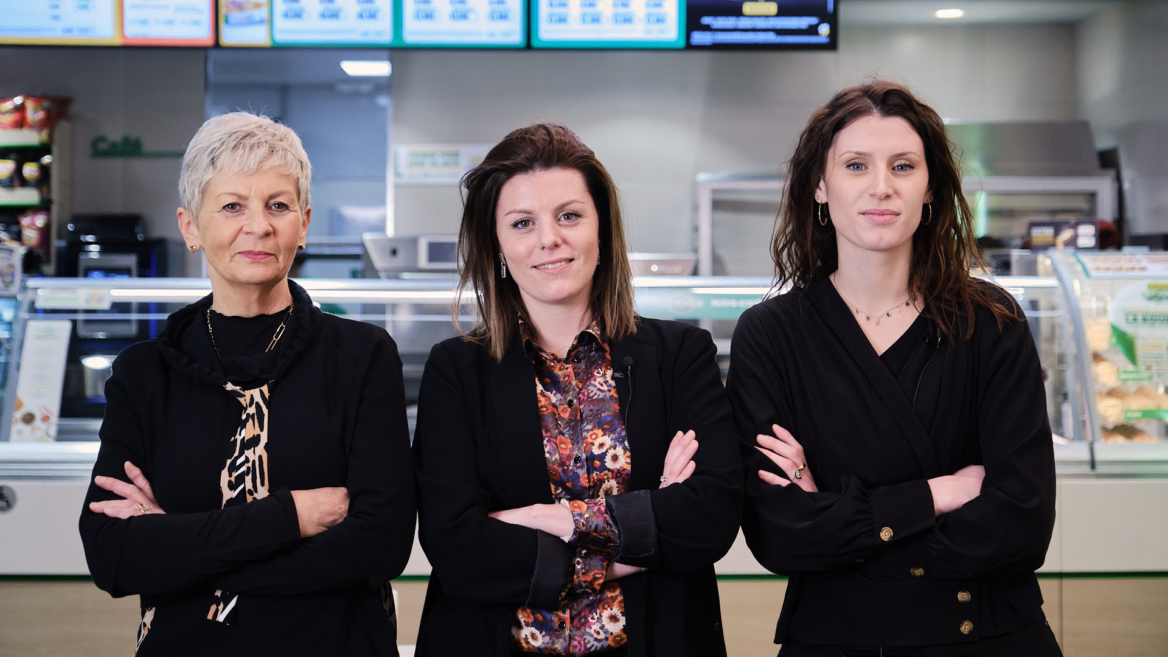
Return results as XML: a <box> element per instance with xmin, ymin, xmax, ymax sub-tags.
<box><xmin>178</xmin><ymin>167</ymin><xmax>309</xmax><ymax>291</ymax></box>
<box><xmin>816</xmin><ymin>114</ymin><xmax>932</xmax><ymax>257</ymax></box>
<box><xmin>495</xmin><ymin>167</ymin><xmax>601</xmax><ymax>318</ymax></box>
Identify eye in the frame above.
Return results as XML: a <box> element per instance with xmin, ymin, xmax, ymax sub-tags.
<box><xmin>559</xmin><ymin>211</ymin><xmax>581</xmax><ymax>223</ymax></box>
<box><xmin>893</xmin><ymin>162</ymin><xmax>916</xmax><ymax>173</ymax></box>
<box><xmin>511</xmin><ymin>218</ymin><xmax>533</xmax><ymax>230</ymax></box>
<box><xmin>270</xmin><ymin>201</ymin><xmax>291</xmax><ymax>212</ymax></box>
<box><xmin>845</xmin><ymin>161</ymin><xmax>865</xmax><ymax>172</ymax></box>
<box><xmin>222</xmin><ymin>202</ymin><xmax>241</xmax><ymax>212</ymax></box>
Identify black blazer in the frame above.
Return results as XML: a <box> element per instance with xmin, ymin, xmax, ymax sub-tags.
<box><xmin>727</xmin><ymin>278</ymin><xmax>1057</xmax><ymax>649</ymax></box>
<box><xmin>413</xmin><ymin>317</ymin><xmax>742</xmax><ymax>657</ymax></box>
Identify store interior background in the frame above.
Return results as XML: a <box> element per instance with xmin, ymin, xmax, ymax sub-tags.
<box><xmin>3</xmin><ymin>1</ymin><xmax>1168</xmax><ymax>656</ymax></box>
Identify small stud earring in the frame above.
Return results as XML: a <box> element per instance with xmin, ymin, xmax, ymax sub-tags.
<box><xmin>297</xmin><ymin>243</ymin><xmax>306</xmax><ymax>251</ymax></box>
<box><xmin>188</xmin><ymin>244</ymin><xmax>200</xmax><ymax>253</ymax></box>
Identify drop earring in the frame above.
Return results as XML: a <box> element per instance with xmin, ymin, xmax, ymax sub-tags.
<box><xmin>499</xmin><ymin>253</ymin><xmax>507</xmax><ymax>279</ymax></box>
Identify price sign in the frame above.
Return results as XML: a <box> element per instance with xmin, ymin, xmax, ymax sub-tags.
<box><xmin>272</xmin><ymin>0</ymin><xmax>392</xmax><ymax>44</ymax></box>
<box><xmin>0</xmin><ymin>0</ymin><xmax>118</xmax><ymax>45</ymax></box>
<box><xmin>123</xmin><ymin>0</ymin><xmax>215</xmax><ymax>45</ymax></box>
<box><xmin>533</xmin><ymin>0</ymin><xmax>683</xmax><ymax>48</ymax></box>
<box><xmin>402</xmin><ymin>0</ymin><xmax>524</xmax><ymax>46</ymax></box>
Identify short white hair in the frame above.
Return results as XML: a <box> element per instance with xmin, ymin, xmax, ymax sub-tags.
<box><xmin>179</xmin><ymin>112</ymin><xmax>312</xmax><ymax>220</ymax></box>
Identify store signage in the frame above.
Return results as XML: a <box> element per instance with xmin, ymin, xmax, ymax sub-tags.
<box><xmin>0</xmin><ymin>0</ymin><xmax>215</xmax><ymax>46</ymax></box>
<box><xmin>10</xmin><ymin>320</ymin><xmax>72</xmax><ymax>443</ymax></box>
<box><xmin>90</xmin><ymin>135</ymin><xmax>185</xmax><ymax>159</ymax></box>
<box><xmin>531</xmin><ymin>0</ymin><xmax>684</xmax><ymax>48</ymax></box>
<box><xmin>34</xmin><ymin>288</ymin><xmax>114</xmax><ymax>311</ymax></box>
<box><xmin>394</xmin><ymin>144</ymin><xmax>492</xmax><ymax>184</ymax></box>
<box><xmin>1076</xmin><ymin>253</ymin><xmax>1168</xmax><ymax>279</ymax></box>
<box><xmin>402</xmin><ymin>0</ymin><xmax>525</xmax><ymax>46</ymax></box>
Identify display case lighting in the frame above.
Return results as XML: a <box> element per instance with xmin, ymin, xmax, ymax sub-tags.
<box><xmin>341</xmin><ymin>61</ymin><xmax>391</xmax><ymax>77</ymax></box>
<box><xmin>935</xmin><ymin>8</ymin><xmax>965</xmax><ymax>19</ymax></box>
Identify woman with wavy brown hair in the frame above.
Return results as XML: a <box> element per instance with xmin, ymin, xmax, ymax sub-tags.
<box><xmin>726</xmin><ymin>81</ymin><xmax>1060</xmax><ymax>655</ymax></box>
<box><xmin>413</xmin><ymin>124</ymin><xmax>742</xmax><ymax>657</ymax></box>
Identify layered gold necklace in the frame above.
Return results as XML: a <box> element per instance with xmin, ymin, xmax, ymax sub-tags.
<box><xmin>830</xmin><ymin>273</ymin><xmax>911</xmax><ymax>327</ymax></box>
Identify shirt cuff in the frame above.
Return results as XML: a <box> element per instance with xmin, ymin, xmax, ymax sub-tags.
<box><xmin>527</xmin><ymin>530</ymin><xmax>574</xmax><ymax>610</ymax></box>
<box><xmin>567</xmin><ymin>499</ymin><xmax>620</xmax><ymax>549</ymax></box>
<box><xmin>605</xmin><ymin>489</ymin><xmax>659</xmax><ymax>569</ymax></box>
<box><xmin>869</xmin><ymin>479</ymin><xmax>936</xmax><ymax>546</ymax></box>
<box><xmin>569</xmin><ymin>546</ymin><xmax>611</xmax><ymax>596</ymax></box>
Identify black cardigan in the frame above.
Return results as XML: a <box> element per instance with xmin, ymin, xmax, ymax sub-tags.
<box><xmin>78</xmin><ymin>280</ymin><xmax>417</xmax><ymax>657</ymax></box>
<box><xmin>727</xmin><ymin>277</ymin><xmax>1057</xmax><ymax>649</ymax></box>
<box><xmin>413</xmin><ymin>318</ymin><xmax>743</xmax><ymax>657</ymax></box>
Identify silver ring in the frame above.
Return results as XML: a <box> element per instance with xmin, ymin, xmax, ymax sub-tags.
<box><xmin>793</xmin><ymin>464</ymin><xmax>806</xmax><ymax>480</ymax></box>
<box><xmin>659</xmin><ymin>475</ymin><xmax>667</xmax><ymax>483</ymax></box>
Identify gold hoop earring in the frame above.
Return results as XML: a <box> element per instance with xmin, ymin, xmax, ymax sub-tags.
<box><xmin>188</xmin><ymin>244</ymin><xmax>199</xmax><ymax>253</ymax></box>
<box><xmin>923</xmin><ymin>203</ymin><xmax>932</xmax><ymax>226</ymax></box>
<box><xmin>817</xmin><ymin>202</ymin><xmax>828</xmax><ymax>227</ymax></box>
<box><xmin>499</xmin><ymin>253</ymin><xmax>507</xmax><ymax>279</ymax></box>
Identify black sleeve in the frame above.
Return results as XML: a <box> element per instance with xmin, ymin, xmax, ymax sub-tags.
<box><xmin>727</xmin><ymin>306</ymin><xmax>937</xmax><ymax>575</ymax></box>
<box><xmin>79</xmin><ymin>353</ymin><xmax>302</xmax><ymax>598</ymax></box>
<box><xmin>865</xmin><ymin>310</ymin><xmax>1057</xmax><ymax>579</ymax></box>
<box><xmin>606</xmin><ymin>326</ymin><xmax>743</xmax><ymax>572</ymax></box>
<box><xmin>413</xmin><ymin>342</ymin><xmax>570</xmax><ymax>609</ymax></box>
<box><xmin>210</xmin><ymin>334</ymin><xmax>418</xmax><ymax>595</ymax></box>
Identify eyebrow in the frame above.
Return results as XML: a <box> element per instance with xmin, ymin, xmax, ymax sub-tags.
<box><xmin>839</xmin><ymin>150</ymin><xmax>922</xmax><ymax>159</ymax></box>
<box><xmin>503</xmin><ymin>200</ymin><xmax>587</xmax><ymax>217</ymax></box>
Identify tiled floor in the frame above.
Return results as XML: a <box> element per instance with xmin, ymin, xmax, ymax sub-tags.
<box><xmin>2</xmin><ymin>576</ymin><xmax>1166</xmax><ymax>656</ymax></box>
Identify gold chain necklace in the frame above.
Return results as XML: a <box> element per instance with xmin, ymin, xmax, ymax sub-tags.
<box><xmin>206</xmin><ymin>304</ymin><xmax>293</xmax><ymax>360</ymax></box>
<box><xmin>830</xmin><ymin>274</ymin><xmax>911</xmax><ymax>327</ymax></box>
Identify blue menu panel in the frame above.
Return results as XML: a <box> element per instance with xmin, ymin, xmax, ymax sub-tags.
<box><xmin>0</xmin><ymin>0</ymin><xmax>118</xmax><ymax>44</ymax></box>
<box><xmin>532</xmin><ymin>0</ymin><xmax>684</xmax><ymax>49</ymax></box>
<box><xmin>685</xmin><ymin>0</ymin><xmax>836</xmax><ymax>49</ymax></box>
<box><xmin>272</xmin><ymin>0</ymin><xmax>393</xmax><ymax>44</ymax></box>
<box><xmin>402</xmin><ymin>0</ymin><xmax>525</xmax><ymax>46</ymax></box>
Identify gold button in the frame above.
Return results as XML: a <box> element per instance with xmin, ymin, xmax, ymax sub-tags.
<box><xmin>910</xmin><ymin>567</ymin><xmax>924</xmax><ymax>577</ymax></box>
<box><xmin>879</xmin><ymin>527</ymin><xmax>894</xmax><ymax>542</ymax></box>
<box><xmin>957</xmin><ymin>590</ymin><xmax>971</xmax><ymax>603</ymax></box>
<box><xmin>960</xmin><ymin>620</ymin><xmax>973</xmax><ymax>634</ymax></box>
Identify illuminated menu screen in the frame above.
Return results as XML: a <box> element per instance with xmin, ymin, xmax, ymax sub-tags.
<box><xmin>123</xmin><ymin>1</ymin><xmax>215</xmax><ymax>44</ymax></box>
<box><xmin>402</xmin><ymin>0</ymin><xmax>524</xmax><ymax>46</ymax></box>
<box><xmin>685</xmin><ymin>0</ymin><xmax>835</xmax><ymax>49</ymax></box>
<box><xmin>0</xmin><ymin>0</ymin><xmax>118</xmax><ymax>44</ymax></box>
<box><xmin>271</xmin><ymin>0</ymin><xmax>393</xmax><ymax>44</ymax></box>
<box><xmin>532</xmin><ymin>0</ymin><xmax>683</xmax><ymax>49</ymax></box>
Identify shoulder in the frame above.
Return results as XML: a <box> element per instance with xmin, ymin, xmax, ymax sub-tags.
<box><xmin>733</xmin><ymin>286</ymin><xmax>809</xmax><ymax>342</ymax></box>
<box><xmin>313</xmin><ymin>312</ymin><xmax>402</xmax><ymax>370</ymax></box>
<box><xmin>427</xmin><ymin>334</ymin><xmax>490</xmax><ymax>372</ymax></box>
<box><xmin>969</xmin><ymin>278</ymin><xmax>1027</xmax><ymax>334</ymax></box>
<box><xmin>107</xmin><ymin>340</ymin><xmax>167</xmax><ymax>402</ymax></box>
<box><xmin>627</xmin><ymin>317</ymin><xmax>710</xmax><ymax>353</ymax></box>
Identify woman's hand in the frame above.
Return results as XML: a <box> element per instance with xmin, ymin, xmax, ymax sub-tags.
<box><xmin>660</xmin><ymin>429</ymin><xmax>698</xmax><ymax>488</ymax></box>
<box><xmin>89</xmin><ymin>461</ymin><xmax>166</xmax><ymax>518</ymax></box>
<box><xmin>489</xmin><ymin>503</ymin><xmax>574</xmax><ymax>538</ymax></box>
<box><xmin>291</xmin><ymin>487</ymin><xmax>350</xmax><ymax>538</ymax></box>
<box><xmin>605</xmin><ymin>561</ymin><xmax>646</xmax><ymax>581</ymax></box>
<box><xmin>927</xmin><ymin>465</ymin><xmax>985</xmax><ymax>517</ymax></box>
<box><xmin>756</xmin><ymin>424</ymin><xmax>818</xmax><ymax>493</ymax></box>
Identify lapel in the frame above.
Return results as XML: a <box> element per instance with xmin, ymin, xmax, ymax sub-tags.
<box><xmin>809</xmin><ymin>278</ymin><xmax>943</xmax><ymax>479</ymax></box>
<box><xmin>487</xmin><ymin>336</ymin><xmax>557</xmax><ymax>506</ymax></box>
<box><xmin>611</xmin><ymin>332</ymin><xmax>667</xmax><ymax>493</ymax></box>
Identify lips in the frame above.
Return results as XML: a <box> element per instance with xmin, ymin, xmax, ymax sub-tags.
<box><xmin>533</xmin><ymin>258</ymin><xmax>573</xmax><ymax>271</ymax></box>
<box><xmin>861</xmin><ymin>210</ymin><xmax>900</xmax><ymax>225</ymax></box>
<box><xmin>238</xmin><ymin>250</ymin><xmax>275</xmax><ymax>261</ymax></box>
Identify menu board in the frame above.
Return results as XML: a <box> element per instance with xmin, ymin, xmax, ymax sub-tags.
<box><xmin>532</xmin><ymin>0</ymin><xmax>684</xmax><ymax>48</ymax></box>
<box><xmin>272</xmin><ymin>0</ymin><xmax>393</xmax><ymax>45</ymax></box>
<box><xmin>685</xmin><ymin>0</ymin><xmax>836</xmax><ymax>49</ymax></box>
<box><xmin>401</xmin><ymin>0</ymin><xmax>524</xmax><ymax>46</ymax></box>
<box><xmin>0</xmin><ymin>0</ymin><xmax>119</xmax><ymax>45</ymax></box>
<box><xmin>123</xmin><ymin>0</ymin><xmax>215</xmax><ymax>44</ymax></box>
<box><xmin>0</xmin><ymin>0</ymin><xmax>215</xmax><ymax>45</ymax></box>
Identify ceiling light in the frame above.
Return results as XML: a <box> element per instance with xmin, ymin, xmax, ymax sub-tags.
<box><xmin>935</xmin><ymin>8</ymin><xmax>965</xmax><ymax>19</ymax></box>
<box><xmin>340</xmin><ymin>60</ymin><xmax>391</xmax><ymax>77</ymax></box>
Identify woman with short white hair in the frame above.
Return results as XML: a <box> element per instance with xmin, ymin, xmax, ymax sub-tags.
<box><xmin>79</xmin><ymin>111</ymin><xmax>416</xmax><ymax>656</ymax></box>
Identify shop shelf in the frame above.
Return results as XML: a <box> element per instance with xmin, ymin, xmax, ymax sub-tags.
<box><xmin>0</xmin><ymin>188</ymin><xmax>43</xmax><ymax>207</ymax></box>
<box><xmin>0</xmin><ymin>129</ymin><xmax>45</xmax><ymax>148</ymax></box>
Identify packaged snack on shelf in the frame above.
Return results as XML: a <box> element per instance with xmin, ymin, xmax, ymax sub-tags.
<box><xmin>0</xmin><ymin>157</ymin><xmax>17</xmax><ymax>187</ymax></box>
<box><xmin>19</xmin><ymin>209</ymin><xmax>49</xmax><ymax>256</ymax></box>
<box><xmin>21</xmin><ymin>160</ymin><xmax>42</xmax><ymax>189</ymax></box>
<box><xmin>0</xmin><ymin>97</ymin><xmax>23</xmax><ymax>130</ymax></box>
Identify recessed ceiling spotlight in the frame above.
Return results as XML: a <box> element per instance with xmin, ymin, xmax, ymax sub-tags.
<box><xmin>935</xmin><ymin>8</ymin><xmax>965</xmax><ymax>19</ymax></box>
<box><xmin>341</xmin><ymin>60</ymin><xmax>391</xmax><ymax>77</ymax></box>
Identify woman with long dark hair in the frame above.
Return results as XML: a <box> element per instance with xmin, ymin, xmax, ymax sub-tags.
<box><xmin>727</xmin><ymin>82</ymin><xmax>1060</xmax><ymax>655</ymax></box>
<box><xmin>413</xmin><ymin>124</ymin><xmax>742</xmax><ymax>656</ymax></box>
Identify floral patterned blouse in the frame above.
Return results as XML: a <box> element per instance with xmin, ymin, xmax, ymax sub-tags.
<box><xmin>511</xmin><ymin>320</ymin><xmax>632</xmax><ymax>656</ymax></box>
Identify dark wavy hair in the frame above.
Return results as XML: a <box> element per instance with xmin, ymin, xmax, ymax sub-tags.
<box><xmin>455</xmin><ymin>124</ymin><xmax>637</xmax><ymax>361</ymax></box>
<box><xmin>771</xmin><ymin>80</ymin><xmax>1017</xmax><ymax>339</ymax></box>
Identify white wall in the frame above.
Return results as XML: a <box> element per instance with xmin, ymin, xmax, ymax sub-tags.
<box><xmin>392</xmin><ymin>23</ymin><xmax>1077</xmax><ymax>265</ymax></box>
<box><xmin>0</xmin><ymin>47</ymin><xmax>206</xmax><ymax>276</ymax></box>
<box><xmin>1076</xmin><ymin>0</ymin><xmax>1168</xmax><ymax>236</ymax></box>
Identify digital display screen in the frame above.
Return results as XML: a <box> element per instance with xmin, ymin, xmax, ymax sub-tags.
<box><xmin>0</xmin><ymin>0</ymin><xmax>119</xmax><ymax>45</ymax></box>
<box><xmin>531</xmin><ymin>0</ymin><xmax>684</xmax><ymax>49</ymax></box>
<box><xmin>272</xmin><ymin>0</ymin><xmax>393</xmax><ymax>45</ymax></box>
<box><xmin>425</xmin><ymin>240</ymin><xmax>458</xmax><ymax>266</ymax></box>
<box><xmin>0</xmin><ymin>0</ymin><xmax>215</xmax><ymax>46</ymax></box>
<box><xmin>685</xmin><ymin>0</ymin><xmax>835</xmax><ymax>49</ymax></box>
<box><xmin>402</xmin><ymin>0</ymin><xmax>524</xmax><ymax>47</ymax></box>
<box><xmin>85</xmin><ymin>268</ymin><xmax>135</xmax><ymax>279</ymax></box>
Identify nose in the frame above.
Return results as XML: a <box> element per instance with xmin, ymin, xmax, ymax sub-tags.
<box><xmin>535</xmin><ymin>216</ymin><xmax>563</xmax><ymax>249</ymax></box>
<box><xmin>241</xmin><ymin>203</ymin><xmax>274</xmax><ymax>237</ymax></box>
<box><xmin>871</xmin><ymin>168</ymin><xmax>893</xmax><ymax>199</ymax></box>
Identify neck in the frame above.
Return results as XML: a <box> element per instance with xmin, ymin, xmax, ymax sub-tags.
<box><xmin>210</xmin><ymin>277</ymin><xmax>294</xmax><ymax>317</ymax></box>
<box><xmin>831</xmin><ymin>239</ymin><xmax>913</xmax><ymax>310</ymax></box>
<box><xmin>523</xmin><ymin>297</ymin><xmax>593</xmax><ymax>359</ymax></box>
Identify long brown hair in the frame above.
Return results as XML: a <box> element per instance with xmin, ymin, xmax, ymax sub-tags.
<box><xmin>772</xmin><ymin>80</ymin><xmax>1017</xmax><ymax>339</ymax></box>
<box><xmin>456</xmin><ymin>123</ymin><xmax>637</xmax><ymax>361</ymax></box>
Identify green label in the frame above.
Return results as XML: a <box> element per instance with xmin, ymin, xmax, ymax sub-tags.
<box><xmin>1118</xmin><ymin>370</ymin><xmax>1154</xmax><ymax>382</ymax></box>
<box><xmin>1123</xmin><ymin>409</ymin><xmax>1168</xmax><ymax>421</ymax></box>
